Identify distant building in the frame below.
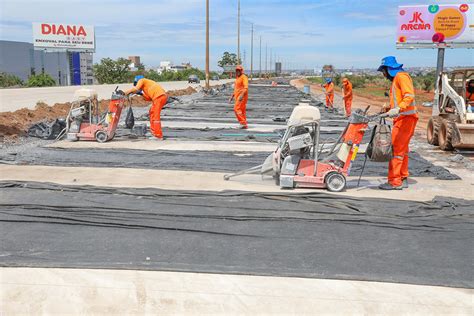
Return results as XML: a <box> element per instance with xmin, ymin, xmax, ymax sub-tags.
<box><xmin>275</xmin><ymin>62</ymin><xmax>282</xmax><ymax>75</ymax></box>
<box><xmin>157</xmin><ymin>61</ymin><xmax>193</xmax><ymax>74</ymax></box>
<box><xmin>128</xmin><ymin>56</ymin><xmax>141</xmax><ymax>66</ymax></box>
<box><xmin>0</xmin><ymin>40</ymin><xmax>93</xmax><ymax>86</ymax></box>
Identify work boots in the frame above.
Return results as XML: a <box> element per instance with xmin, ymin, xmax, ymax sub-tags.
<box><xmin>378</xmin><ymin>182</ymin><xmax>403</xmax><ymax>190</ymax></box>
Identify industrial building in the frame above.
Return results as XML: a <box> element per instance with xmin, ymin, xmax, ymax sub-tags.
<box><xmin>0</xmin><ymin>40</ymin><xmax>94</xmax><ymax>86</ymax></box>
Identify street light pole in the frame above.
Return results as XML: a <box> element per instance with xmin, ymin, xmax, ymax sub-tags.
<box><xmin>237</xmin><ymin>0</ymin><xmax>240</xmax><ymax>63</ymax></box>
<box><xmin>205</xmin><ymin>0</ymin><xmax>210</xmax><ymax>89</ymax></box>
<box><xmin>259</xmin><ymin>36</ymin><xmax>262</xmax><ymax>78</ymax></box>
<box><xmin>250</xmin><ymin>23</ymin><xmax>253</xmax><ymax>81</ymax></box>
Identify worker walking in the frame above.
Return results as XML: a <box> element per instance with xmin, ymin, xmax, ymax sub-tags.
<box><xmin>323</xmin><ymin>78</ymin><xmax>335</xmax><ymax>111</ymax></box>
<box><xmin>229</xmin><ymin>65</ymin><xmax>249</xmax><ymax>129</ymax></box>
<box><xmin>377</xmin><ymin>56</ymin><xmax>418</xmax><ymax>190</ymax></box>
<box><xmin>342</xmin><ymin>78</ymin><xmax>353</xmax><ymax>117</ymax></box>
<box><xmin>125</xmin><ymin>76</ymin><xmax>168</xmax><ymax>140</ymax></box>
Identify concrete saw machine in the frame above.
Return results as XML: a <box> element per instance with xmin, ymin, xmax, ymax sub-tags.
<box><xmin>224</xmin><ymin>102</ymin><xmax>384</xmax><ymax>192</ymax></box>
<box><xmin>64</xmin><ymin>87</ymin><xmax>146</xmax><ymax>142</ymax></box>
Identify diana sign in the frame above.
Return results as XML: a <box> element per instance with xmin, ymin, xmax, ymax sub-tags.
<box><xmin>33</xmin><ymin>22</ymin><xmax>95</xmax><ymax>51</ymax></box>
<box><xmin>397</xmin><ymin>4</ymin><xmax>474</xmax><ymax>48</ymax></box>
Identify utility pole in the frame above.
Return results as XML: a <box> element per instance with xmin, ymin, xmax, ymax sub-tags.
<box><xmin>237</xmin><ymin>0</ymin><xmax>240</xmax><ymax>63</ymax></box>
<box><xmin>205</xmin><ymin>0</ymin><xmax>210</xmax><ymax>89</ymax></box>
<box><xmin>269</xmin><ymin>48</ymin><xmax>272</xmax><ymax>74</ymax></box>
<box><xmin>250</xmin><ymin>23</ymin><xmax>253</xmax><ymax>80</ymax></box>
<box><xmin>259</xmin><ymin>36</ymin><xmax>262</xmax><ymax>78</ymax></box>
<box><xmin>265</xmin><ymin>43</ymin><xmax>267</xmax><ymax>75</ymax></box>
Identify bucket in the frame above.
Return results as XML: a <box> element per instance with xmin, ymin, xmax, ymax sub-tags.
<box><xmin>303</xmin><ymin>85</ymin><xmax>310</xmax><ymax>94</ymax></box>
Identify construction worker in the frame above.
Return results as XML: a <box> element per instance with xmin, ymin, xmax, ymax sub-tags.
<box><xmin>377</xmin><ymin>56</ymin><xmax>418</xmax><ymax>190</ymax></box>
<box><xmin>229</xmin><ymin>65</ymin><xmax>248</xmax><ymax>128</ymax></box>
<box><xmin>466</xmin><ymin>79</ymin><xmax>474</xmax><ymax>112</ymax></box>
<box><xmin>342</xmin><ymin>78</ymin><xmax>353</xmax><ymax>117</ymax></box>
<box><xmin>124</xmin><ymin>75</ymin><xmax>168</xmax><ymax>140</ymax></box>
<box><xmin>323</xmin><ymin>78</ymin><xmax>334</xmax><ymax>111</ymax></box>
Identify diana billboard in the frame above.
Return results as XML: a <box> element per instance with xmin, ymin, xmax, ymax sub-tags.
<box><xmin>33</xmin><ymin>22</ymin><xmax>95</xmax><ymax>52</ymax></box>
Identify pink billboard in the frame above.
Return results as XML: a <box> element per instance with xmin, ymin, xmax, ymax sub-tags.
<box><xmin>397</xmin><ymin>4</ymin><xmax>473</xmax><ymax>48</ymax></box>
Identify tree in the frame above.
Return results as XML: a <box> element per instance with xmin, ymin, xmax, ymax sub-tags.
<box><xmin>218</xmin><ymin>52</ymin><xmax>241</xmax><ymax>69</ymax></box>
<box><xmin>27</xmin><ymin>73</ymin><xmax>56</xmax><ymax>87</ymax></box>
<box><xmin>322</xmin><ymin>64</ymin><xmax>334</xmax><ymax>73</ymax></box>
<box><xmin>0</xmin><ymin>72</ymin><xmax>23</xmax><ymax>87</ymax></box>
<box><xmin>93</xmin><ymin>58</ymin><xmax>132</xmax><ymax>84</ymax></box>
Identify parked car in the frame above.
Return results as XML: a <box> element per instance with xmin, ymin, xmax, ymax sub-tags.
<box><xmin>212</xmin><ymin>75</ymin><xmax>220</xmax><ymax>81</ymax></box>
<box><xmin>188</xmin><ymin>75</ymin><xmax>200</xmax><ymax>83</ymax></box>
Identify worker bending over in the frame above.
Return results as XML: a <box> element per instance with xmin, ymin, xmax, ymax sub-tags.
<box><xmin>125</xmin><ymin>76</ymin><xmax>168</xmax><ymax>140</ymax></box>
<box><xmin>229</xmin><ymin>65</ymin><xmax>249</xmax><ymax>129</ymax></box>
<box><xmin>378</xmin><ymin>56</ymin><xmax>418</xmax><ymax>190</ymax></box>
<box><xmin>342</xmin><ymin>78</ymin><xmax>353</xmax><ymax>117</ymax></box>
<box><xmin>323</xmin><ymin>78</ymin><xmax>334</xmax><ymax>111</ymax></box>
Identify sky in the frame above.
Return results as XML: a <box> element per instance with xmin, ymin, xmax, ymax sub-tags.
<box><xmin>0</xmin><ymin>0</ymin><xmax>473</xmax><ymax>70</ymax></box>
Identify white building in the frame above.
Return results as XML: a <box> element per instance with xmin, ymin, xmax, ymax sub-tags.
<box><xmin>156</xmin><ymin>61</ymin><xmax>192</xmax><ymax>74</ymax></box>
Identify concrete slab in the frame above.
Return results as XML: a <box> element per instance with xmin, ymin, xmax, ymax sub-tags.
<box><xmin>0</xmin><ymin>165</ymin><xmax>471</xmax><ymax>201</ymax></box>
<box><xmin>157</xmin><ymin>121</ymin><xmax>345</xmax><ymax>133</ymax></box>
<box><xmin>0</xmin><ymin>80</ymin><xmax>233</xmax><ymax>112</ymax></box>
<box><xmin>1</xmin><ymin>268</ymin><xmax>472</xmax><ymax>315</ymax></box>
<box><xmin>48</xmin><ymin>139</ymin><xmax>277</xmax><ymax>153</ymax></box>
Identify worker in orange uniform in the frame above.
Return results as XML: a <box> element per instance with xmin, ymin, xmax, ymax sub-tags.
<box><xmin>323</xmin><ymin>78</ymin><xmax>334</xmax><ymax>111</ymax></box>
<box><xmin>124</xmin><ymin>75</ymin><xmax>168</xmax><ymax>140</ymax></box>
<box><xmin>342</xmin><ymin>78</ymin><xmax>353</xmax><ymax>117</ymax></box>
<box><xmin>229</xmin><ymin>65</ymin><xmax>249</xmax><ymax>128</ymax></box>
<box><xmin>466</xmin><ymin>79</ymin><xmax>474</xmax><ymax>113</ymax></box>
<box><xmin>377</xmin><ymin>56</ymin><xmax>418</xmax><ymax>190</ymax></box>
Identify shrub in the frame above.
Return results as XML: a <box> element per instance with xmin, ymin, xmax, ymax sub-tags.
<box><xmin>0</xmin><ymin>72</ymin><xmax>23</xmax><ymax>87</ymax></box>
<box><xmin>27</xmin><ymin>73</ymin><xmax>56</xmax><ymax>87</ymax></box>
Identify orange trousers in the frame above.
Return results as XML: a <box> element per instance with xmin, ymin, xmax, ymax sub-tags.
<box><xmin>326</xmin><ymin>94</ymin><xmax>334</xmax><ymax>108</ymax></box>
<box><xmin>149</xmin><ymin>94</ymin><xmax>168</xmax><ymax>138</ymax></box>
<box><xmin>234</xmin><ymin>94</ymin><xmax>248</xmax><ymax>126</ymax></box>
<box><xmin>388</xmin><ymin>116</ymin><xmax>418</xmax><ymax>186</ymax></box>
<box><xmin>344</xmin><ymin>98</ymin><xmax>352</xmax><ymax>117</ymax></box>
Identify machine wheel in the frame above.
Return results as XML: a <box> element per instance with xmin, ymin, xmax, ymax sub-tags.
<box><xmin>95</xmin><ymin>131</ymin><xmax>108</xmax><ymax>143</ymax></box>
<box><xmin>427</xmin><ymin>117</ymin><xmax>442</xmax><ymax>146</ymax></box>
<box><xmin>438</xmin><ymin>120</ymin><xmax>457</xmax><ymax>151</ymax></box>
<box><xmin>325</xmin><ymin>172</ymin><xmax>346</xmax><ymax>192</ymax></box>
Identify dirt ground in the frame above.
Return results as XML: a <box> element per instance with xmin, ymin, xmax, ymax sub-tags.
<box><xmin>0</xmin><ymin>86</ymin><xmax>197</xmax><ymax>140</ymax></box>
<box><xmin>292</xmin><ymin>78</ymin><xmax>435</xmax><ymax>136</ymax></box>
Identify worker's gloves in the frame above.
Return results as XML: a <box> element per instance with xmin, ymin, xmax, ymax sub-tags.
<box><xmin>238</xmin><ymin>95</ymin><xmax>244</xmax><ymax>102</ymax></box>
<box><xmin>387</xmin><ymin>108</ymin><xmax>400</xmax><ymax>118</ymax></box>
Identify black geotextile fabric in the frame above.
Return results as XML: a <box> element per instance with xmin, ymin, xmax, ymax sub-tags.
<box><xmin>0</xmin><ymin>181</ymin><xmax>472</xmax><ymax>288</ymax></box>
<box><xmin>0</xmin><ymin>146</ymin><xmax>460</xmax><ymax>180</ymax></box>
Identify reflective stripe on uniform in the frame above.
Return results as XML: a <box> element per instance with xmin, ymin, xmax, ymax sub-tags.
<box><xmin>393</xmin><ymin>155</ymin><xmax>404</xmax><ymax>160</ymax></box>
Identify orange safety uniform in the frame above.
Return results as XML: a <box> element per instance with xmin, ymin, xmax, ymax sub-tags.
<box><xmin>342</xmin><ymin>79</ymin><xmax>353</xmax><ymax>117</ymax></box>
<box><xmin>233</xmin><ymin>73</ymin><xmax>249</xmax><ymax>126</ymax></box>
<box><xmin>323</xmin><ymin>82</ymin><xmax>334</xmax><ymax>109</ymax></box>
<box><xmin>127</xmin><ymin>79</ymin><xmax>167</xmax><ymax>138</ymax></box>
<box><xmin>387</xmin><ymin>72</ymin><xmax>418</xmax><ymax>187</ymax></box>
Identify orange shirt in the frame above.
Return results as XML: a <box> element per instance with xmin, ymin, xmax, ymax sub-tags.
<box><xmin>324</xmin><ymin>82</ymin><xmax>334</xmax><ymax>95</ymax></box>
<box><xmin>128</xmin><ymin>78</ymin><xmax>166</xmax><ymax>100</ymax></box>
<box><xmin>343</xmin><ymin>81</ymin><xmax>353</xmax><ymax>99</ymax></box>
<box><xmin>466</xmin><ymin>90</ymin><xmax>474</xmax><ymax>102</ymax></box>
<box><xmin>234</xmin><ymin>74</ymin><xmax>249</xmax><ymax>98</ymax></box>
<box><xmin>389</xmin><ymin>72</ymin><xmax>417</xmax><ymax>116</ymax></box>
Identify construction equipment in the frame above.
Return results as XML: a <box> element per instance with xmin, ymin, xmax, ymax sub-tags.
<box><xmin>427</xmin><ymin>68</ymin><xmax>474</xmax><ymax>150</ymax></box>
<box><xmin>224</xmin><ymin>102</ymin><xmax>385</xmax><ymax>192</ymax></box>
<box><xmin>65</xmin><ymin>87</ymin><xmax>136</xmax><ymax>143</ymax></box>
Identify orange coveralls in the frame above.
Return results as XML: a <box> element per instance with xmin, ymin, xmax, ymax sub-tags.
<box><xmin>234</xmin><ymin>74</ymin><xmax>249</xmax><ymax>126</ymax></box>
<box><xmin>342</xmin><ymin>79</ymin><xmax>353</xmax><ymax>117</ymax></box>
<box><xmin>324</xmin><ymin>82</ymin><xmax>334</xmax><ymax>109</ymax></box>
<box><xmin>387</xmin><ymin>72</ymin><xmax>418</xmax><ymax>187</ymax></box>
<box><xmin>127</xmin><ymin>79</ymin><xmax>167</xmax><ymax>138</ymax></box>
